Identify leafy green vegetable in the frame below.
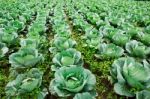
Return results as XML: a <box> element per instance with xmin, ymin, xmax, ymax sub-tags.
<box><xmin>112</xmin><ymin>32</ymin><xmax>131</xmax><ymax>46</ymax></box>
<box><xmin>73</xmin><ymin>18</ymin><xmax>90</xmax><ymax>32</ymax></box>
<box><xmin>85</xmin><ymin>28</ymin><xmax>102</xmax><ymax>38</ymax></box>
<box><xmin>51</xmin><ymin>48</ymin><xmax>83</xmax><ymax>71</ymax></box>
<box><xmin>53</xmin><ymin>22</ymin><xmax>71</xmax><ymax>38</ymax></box>
<box><xmin>102</xmin><ymin>26</ymin><xmax>120</xmax><ymax>39</ymax></box>
<box><xmin>110</xmin><ymin>57</ymin><xmax>150</xmax><ymax>97</ymax></box>
<box><xmin>125</xmin><ymin>40</ymin><xmax>150</xmax><ymax>58</ymax></box>
<box><xmin>0</xmin><ymin>31</ymin><xmax>18</xmax><ymax>45</ymax></box>
<box><xmin>82</xmin><ymin>28</ymin><xmax>103</xmax><ymax>49</ymax></box>
<box><xmin>95</xmin><ymin>43</ymin><xmax>124</xmax><ymax>59</ymax></box>
<box><xmin>106</xmin><ymin>15</ymin><xmax>123</xmax><ymax>26</ymax></box>
<box><xmin>9</xmin><ymin>47</ymin><xmax>43</xmax><ymax>69</ymax></box>
<box><xmin>20</xmin><ymin>38</ymin><xmax>39</xmax><ymax>48</ymax></box>
<box><xmin>137</xmin><ymin>32</ymin><xmax>150</xmax><ymax>46</ymax></box>
<box><xmin>50</xmin><ymin>66</ymin><xmax>96</xmax><ymax>98</ymax></box>
<box><xmin>28</xmin><ymin>23</ymin><xmax>46</xmax><ymax>35</ymax></box>
<box><xmin>49</xmin><ymin>37</ymin><xmax>76</xmax><ymax>54</ymax></box>
<box><xmin>86</xmin><ymin>12</ymin><xmax>100</xmax><ymax>25</ymax></box>
<box><xmin>3</xmin><ymin>26</ymin><xmax>18</xmax><ymax>34</ymax></box>
<box><xmin>55</xmin><ymin>31</ymin><xmax>71</xmax><ymax>38</ymax></box>
<box><xmin>122</xmin><ymin>24</ymin><xmax>139</xmax><ymax>37</ymax></box>
<box><xmin>5</xmin><ymin>68</ymin><xmax>43</xmax><ymax>97</ymax></box>
<box><xmin>9</xmin><ymin>20</ymin><xmax>25</xmax><ymax>30</ymax></box>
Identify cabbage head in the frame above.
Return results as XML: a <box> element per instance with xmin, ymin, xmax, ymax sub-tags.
<box><xmin>110</xmin><ymin>57</ymin><xmax>150</xmax><ymax>98</ymax></box>
<box><xmin>95</xmin><ymin>43</ymin><xmax>124</xmax><ymax>59</ymax></box>
<box><xmin>9</xmin><ymin>47</ymin><xmax>43</xmax><ymax>69</ymax></box>
<box><xmin>125</xmin><ymin>40</ymin><xmax>150</xmax><ymax>58</ymax></box>
<box><xmin>49</xmin><ymin>37</ymin><xmax>76</xmax><ymax>54</ymax></box>
<box><xmin>0</xmin><ymin>31</ymin><xmax>18</xmax><ymax>45</ymax></box>
<box><xmin>51</xmin><ymin>48</ymin><xmax>83</xmax><ymax>71</ymax></box>
<box><xmin>5</xmin><ymin>68</ymin><xmax>43</xmax><ymax>98</ymax></box>
<box><xmin>50</xmin><ymin>66</ymin><xmax>97</xmax><ymax>98</ymax></box>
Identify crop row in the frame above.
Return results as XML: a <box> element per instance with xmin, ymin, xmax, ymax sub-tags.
<box><xmin>1</xmin><ymin>0</ymin><xmax>53</xmax><ymax>98</ymax></box>
<box><xmin>48</xmin><ymin>1</ymin><xmax>97</xmax><ymax>98</ymax></box>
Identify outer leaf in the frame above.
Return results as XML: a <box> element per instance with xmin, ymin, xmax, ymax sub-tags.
<box><xmin>95</xmin><ymin>43</ymin><xmax>124</xmax><ymax>59</ymax></box>
<box><xmin>114</xmin><ymin>83</ymin><xmax>134</xmax><ymax>97</ymax></box>
<box><xmin>0</xmin><ymin>42</ymin><xmax>8</xmax><ymax>58</ymax></box>
<box><xmin>136</xmin><ymin>90</ymin><xmax>150</xmax><ymax>99</ymax></box>
<box><xmin>125</xmin><ymin>40</ymin><xmax>150</xmax><ymax>57</ymax></box>
<box><xmin>73</xmin><ymin>92</ymin><xmax>95</xmax><ymax>99</ymax></box>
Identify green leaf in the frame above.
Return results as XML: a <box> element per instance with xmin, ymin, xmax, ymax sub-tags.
<box><xmin>73</xmin><ymin>92</ymin><xmax>95</xmax><ymax>99</ymax></box>
<box><xmin>114</xmin><ymin>83</ymin><xmax>134</xmax><ymax>97</ymax></box>
<box><xmin>96</xmin><ymin>43</ymin><xmax>124</xmax><ymax>59</ymax></box>
<box><xmin>136</xmin><ymin>90</ymin><xmax>150</xmax><ymax>99</ymax></box>
<box><xmin>61</xmin><ymin>56</ymin><xmax>74</xmax><ymax>66</ymax></box>
<box><xmin>20</xmin><ymin>79</ymin><xmax>39</xmax><ymax>92</ymax></box>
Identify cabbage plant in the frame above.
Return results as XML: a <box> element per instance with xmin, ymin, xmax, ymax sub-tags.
<box><xmin>86</xmin><ymin>12</ymin><xmax>100</xmax><ymax>25</ymax></box>
<box><xmin>125</xmin><ymin>26</ymin><xmax>139</xmax><ymax>37</ymax></box>
<box><xmin>53</xmin><ymin>23</ymin><xmax>71</xmax><ymax>38</ymax></box>
<box><xmin>102</xmin><ymin>26</ymin><xmax>120</xmax><ymax>39</ymax></box>
<box><xmin>9</xmin><ymin>47</ymin><xmax>43</xmax><ymax>69</ymax></box>
<box><xmin>106</xmin><ymin>15</ymin><xmax>123</xmax><ymax>26</ymax></box>
<box><xmin>125</xmin><ymin>40</ymin><xmax>150</xmax><ymax>58</ymax></box>
<box><xmin>0</xmin><ymin>31</ymin><xmax>18</xmax><ymax>45</ymax></box>
<box><xmin>84</xmin><ymin>37</ymin><xmax>102</xmax><ymax>49</ymax></box>
<box><xmin>110</xmin><ymin>57</ymin><xmax>150</xmax><ymax>97</ymax></box>
<box><xmin>3</xmin><ymin>26</ymin><xmax>18</xmax><ymax>34</ymax></box>
<box><xmin>49</xmin><ymin>37</ymin><xmax>76</xmax><ymax>54</ymax></box>
<box><xmin>51</xmin><ymin>48</ymin><xmax>83</xmax><ymax>71</ymax></box>
<box><xmin>50</xmin><ymin>66</ymin><xmax>97</xmax><ymax>98</ymax></box>
<box><xmin>9</xmin><ymin>20</ymin><xmax>25</xmax><ymax>31</ymax></box>
<box><xmin>84</xmin><ymin>28</ymin><xmax>103</xmax><ymax>38</ymax></box>
<box><xmin>112</xmin><ymin>32</ymin><xmax>131</xmax><ymax>46</ymax></box>
<box><xmin>73</xmin><ymin>18</ymin><xmax>90</xmax><ymax>32</ymax></box>
<box><xmin>137</xmin><ymin>32</ymin><xmax>150</xmax><ymax>45</ymax></box>
<box><xmin>5</xmin><ymin>68</ymin><xmax>44</xmax><ymax>98</ymax></box>
<box><xmin>95</xmin><ymin>43</ymin><xmax>124</xmax><ymax>59</ymax></box>
<box><xmin>0</xmin><ymin>42</ymin><xmax>8</xmax><ymax>58</ymax></box>
<box><xmin>28</xmin><ymin>21</ymin><xmax>46</xmax><ymax>35</ymax></box>
<box><xmin>55</xmin><ymin>31</ymin><xmax>71</xmax><ymax>38</ymax></box>
<box><xmin>20</xmin><ymin>38</ymin><xmax>39</xmax><ymax>48</ymax></box>
<box><xmin>82</xmin><ymin>28</ymin><xmax>103</xmax><ymax>48</ymax></box>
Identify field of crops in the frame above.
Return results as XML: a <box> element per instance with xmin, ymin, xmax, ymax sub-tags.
<box><xmin>0</xmin><ymin>0</ymin><xmax>150</xmax><ymax>99</ymax></box>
